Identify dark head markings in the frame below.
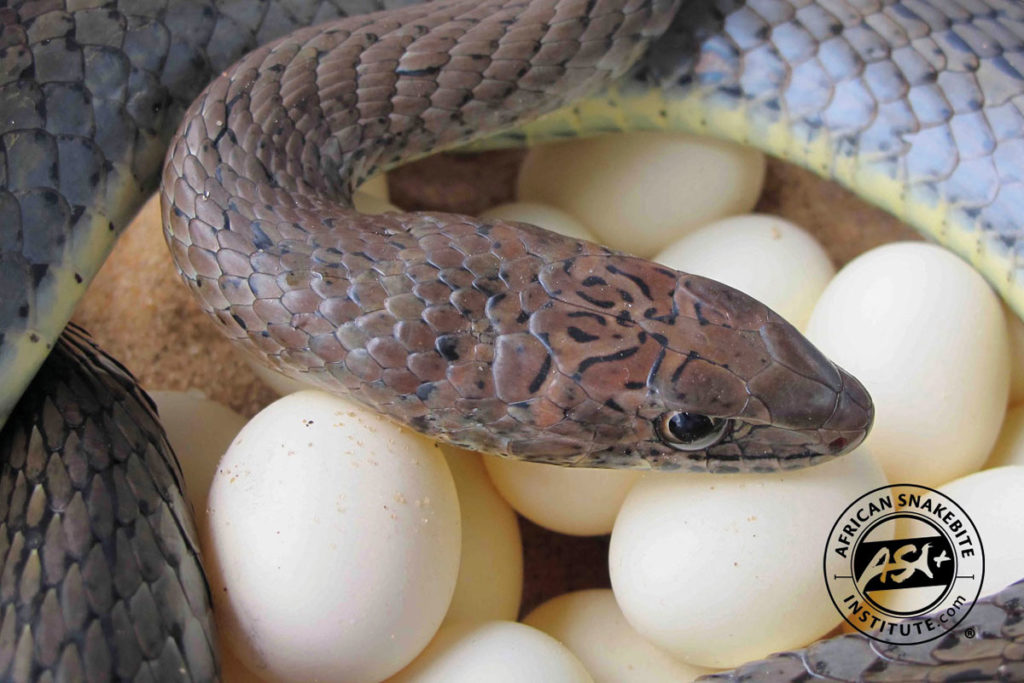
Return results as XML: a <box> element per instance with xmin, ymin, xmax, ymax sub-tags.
<box><xmin>643</xmin><ymin>307</ymin><xmax>676</xmax><ymax>324</ymax></box>
<box><xmin>670</xmin><ymin>350</ymin><xmax>701</xmax><ymax>385</ymax></box>
<box><xmin>576</xmin><ymin>346</ymin><xmax>639</xmax><ymax>376</ymax></box>
<box><xmin>567</xmin><ymin>310</ymin><xmax>607</xmax><ymax>325</ymax></box>
<box><xmin>606</xmin><ymin>264</ymin><xmax>652</xmax><ymax>299</ymax></box>
<box><xmin>694</xmin><ymin>302</ymin><xmax>711</xmax><ymax>326</ymax></box>
<box><xmin>604</xmin><ymin>398</ymin><xmax>625</xmax><ymax>413</ymax></box>
<box><xmin>576</xmin><ymin>290</ymin><xmax>616</xmax><ymax>309</ymax></box>
<box><xmin>529</xmin><ymin>354</ymin><xmax>552</xmax><ymax>394</ymax></box>
<box><xmin>567</xmin><ymin>326</ymin><xmax>600</xmax><ymax>343</ymax></box>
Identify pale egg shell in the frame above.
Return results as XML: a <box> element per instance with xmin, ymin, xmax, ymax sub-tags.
<box><xmin>246</xmin><ymin>359</ymin><xmax>319</xmax><ymax>396</ymax></box>
<box><xmin>523</xmin><ymin>590</ymin><xmax>715</xmax><ymax>682</ymax></box>
<box><xmin>652</xmin><ymin>214</ymin><xmax>834</xmax><ymax>330</ymax></box>
<box><xmin>805</xmin><ymin>242</ymin><xmax>1010</xmax><ymax>487</ymax></box>
<box><xmin>940</xmin><ymin>466</ymin><xmax>1024</xmax><ymax>598</ymax></box>
<box><xmin>480</xmin><ymin>201</ymin><xmax>595</xmax><ymax>242</ymax></box>
<box><xmin>358</xmin><ymin>172</ymin><xmax>389</xmax><ymax>200</ymax></box>
<box><xmin>517</xmin><ymin>132</ymin><xmax>765</xmax><ymax>257</ymax></box>
<box><xmin>986</xmin><ymin>404</ymin><xmax>1024</xmax><ymax>468</ymax></box>
<box><xmin>148</xmin><ymin>390</ymin><xmax>247</xmax><ymax>524</ymax></box>
<box><xmin>482</xmin><ymin>455</ymin><xmax>640</xmax><ymax>536</ymax></box>
<box><xmin>352</xmin><ymin>191</ymin><xmax>399</xmax><ymax>214</ymax></box>
<box><xmin>1005</xmin><ymin>305</ymin><xmax>1024</xmax><ymax>406</ymax></box>
<box><xmin>441</xmin><ymin>445</ymin><xmax>524</xmax><ymax>624</ymax></box>
<box><xmin>609</xmin><ymin>447</ymin><xmax>887</xmax><ymax>668</ymax></box>
<box><xmin>203</xmin><ymin>391</ymin><xmax>461</xmax><ymax>683</ymax></box>
<box><xmin>389</xmin><ymin>621</ymin><xmax>592</xmax><ymax>683</ymax></box>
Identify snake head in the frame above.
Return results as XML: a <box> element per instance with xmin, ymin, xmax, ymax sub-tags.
<box><xmin>519</xmin><ymin>252</ymin><xmax>873</xmax><ymax>472</ymax></box>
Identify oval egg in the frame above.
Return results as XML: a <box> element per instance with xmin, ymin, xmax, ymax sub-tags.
<box><xmin>653</xmin><ymin>214</ymin><xmax>834</xmax><ymax>330</ymax></box>
<box><xmin>940</xmin><ymin>466</ymin><xmax>1024</xmax><ymax>598</ymax></box>
<box><xmin>203</xmin><ymin>391</ymin><xmax>461</xmax><ymax>683</ymax></box>
<box><xmin>482</xmin><ymin>455</ymin><xmax>639</xmax><ymax>536</ymax></box>
<box><xmin>523</xmin><ymin>590</ymin><xmax>715</xmax><ymax>682</ymax></box>
<box><xmin>986</xmin><ymin>404</ymin><xmax>1024</xmax><ymax>468</ymax></box>
<box><xmin>805</xmin><ymin>242</ymin><xmax>1010</xmax><ymax>486</ymax></box>
<box><xmin>389</xmin><ymin>621</ymin><xmax>592</xmax><ymax>682</ymax></box>
<box><xmin>441</xmin><ymin>446</ymin><xmax>524</xmax><ymax>624</ymax></box>
<box><xmin>518</xmin><ymin>132</ymin><xmax>765</xmax><ymax>257</ymax></box>
<box><xmin>480</xmin><ymin>201</ymin><xmax>595</xmax><ymax>242</ymax></box>
<box><xmin>148</xmin><ymin>390</ymin><xmax>247</xmax><ymax>524</ymax></box>
<box><xmin>609</xmin><ymin>447</ymin><xmax>887</xmax><ymax>668</ymax></box>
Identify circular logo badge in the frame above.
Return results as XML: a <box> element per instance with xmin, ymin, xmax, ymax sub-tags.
<box><xmin>823</xmin><ymin>484</ymin><xmax>984</xmax><ymax>645</ymax></box>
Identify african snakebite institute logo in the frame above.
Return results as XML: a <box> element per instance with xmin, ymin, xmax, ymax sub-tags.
<box><xmin>824</xmin><ymin>484</ymin><xmax>984</xmax><ymax>645</ymax></box>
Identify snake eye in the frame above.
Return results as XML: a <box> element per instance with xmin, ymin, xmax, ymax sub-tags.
<box><xmin>656</xmin><ymin>412</ymin><xmax>730</xmax><ymax>451</ymax></box>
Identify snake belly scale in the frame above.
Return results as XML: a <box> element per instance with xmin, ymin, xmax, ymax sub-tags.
<box><xmin>0</xmin><ymin>0</ymin><xmax>1022</xmax><ymax>680</ymax></box>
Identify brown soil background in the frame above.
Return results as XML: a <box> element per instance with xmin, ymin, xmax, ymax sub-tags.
<box><xmin>72</xmin><ymin>149</ymin><xmax>917</xmax><ymax>616</ymax></box>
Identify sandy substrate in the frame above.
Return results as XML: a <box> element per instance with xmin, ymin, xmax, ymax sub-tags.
<box><xmin>71</xmin><ymin>150</ymin><xmax>918</xmax><ymax>615</ymax></box>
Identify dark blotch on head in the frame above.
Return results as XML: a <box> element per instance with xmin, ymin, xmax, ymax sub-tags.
<box><xmin>567</xmin><ymin>326</ymin><xmax>599</xmax><ymax>343</ymax></box>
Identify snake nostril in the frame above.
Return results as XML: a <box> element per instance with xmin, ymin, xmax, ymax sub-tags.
<box><xmin>828</xmin><ymin>436</ymin><xmax>848</xmax><ymax>452</ymax></box>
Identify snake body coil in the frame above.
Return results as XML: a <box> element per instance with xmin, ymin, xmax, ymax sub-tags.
<box><xmin>0</xmin><ymin>0</ymin><xmax>1022</xmax><ymax>679</ymax></box>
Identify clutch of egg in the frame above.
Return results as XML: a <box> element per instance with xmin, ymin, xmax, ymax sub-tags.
<box><xmin>148</xmin><ymin>132</ymin><xmax>1022</xmax><ymax>681</ymax></box>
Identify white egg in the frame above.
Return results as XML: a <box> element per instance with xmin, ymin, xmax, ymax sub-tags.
<box><xmin>986</xmin><ymin>404</ymin><xmax>1024</xmax><ymax>468</ymax></box>
<box><xmin>358</xmin><ymin>172</ymin><xmax>389</xmax><ymax>200</ymax></box>
<box><xmin>203</xmin><ymin>391</ymin><xmax>461</xmax><ymax>683</ymax></box>
<box><xmin>482</xmin><ymin>455</ymin><xmax>640</xmax><ymax>536</ymax></box>
<box><xmin>940</xmin><ymin>466</ymin><xmax>1024</xmax><ymax>598</ymax></box>
<box><xmin>480</xmin><ymin>202</ymin><xmax>596</xmax><ymax>242</ymax></box>
<box><xmin>517</xmin><ymin>132</ymin><xmax>765</xmax><ymax>257</ymax></box>
<box><xmin>805</xmin><ymin>242</ymin><xmax>1010</xmax><ymax>487</ymax></box>
<box><xmin>1005</xmin><ymin>305</ymin><xmax>1024</xmax><ymax>405</ymax></box>
<box><xmin>246</xmin><ymin>358</ymin><xmax>319</xmax><ymax>396</ymax></box>
<box><xmin>653</xmin><ymin>214</ymin><xmax>834</xmax><ymax>330</ymax></box>
<box><xmin>609</xmin><ymin>447</ymin><xmax>887</xmax><ymax>668</ymax></box>
<box><xmin>523</xmin><ymin>590</ymin><xmax>715</xmax><ymax>682</ymax></box>
<box><xmin>389</xmin><ymin>621</ymin><xmax>592</xmax><ymax>682</ymax></box>
<box><xmin>352</xmin><ymin>191</ymin><xmax>400</xmax><ymax>215</ymax></box>
<box><xmin>148</xmin><ymin>390</ymin><xmax>247</xmax><ymax>524</ymax></box>
<box><xmin>441</xmin><ymin>446</ymin><xmax>524</xmax><ymax>624</ymax></box>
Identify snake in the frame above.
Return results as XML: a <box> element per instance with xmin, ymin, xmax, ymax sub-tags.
<box><xmin>0</xmin><ymin>0</ymin><xmax>1021</xmax><ymax>679</ymax></box>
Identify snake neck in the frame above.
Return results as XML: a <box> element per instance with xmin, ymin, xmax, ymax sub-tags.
<box><xmin>161</xmin><ymin>0</ymin><xmax>873</xmax><ymax>469</ymax></box>
<box><xmin>483</xmin><ymin>0</ymin><xmax>1024</xmax><ymax>322</ymax></box>
<box><xmin>160</xmin><ymin>0</ymin><xmax>682</xmax><ymax>462</ymax></box>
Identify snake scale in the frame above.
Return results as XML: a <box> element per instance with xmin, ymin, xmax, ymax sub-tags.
<box><xmin>0</xmin><ymin>0</ymin><xmax>1022</xmax><ymax>679</ymax></box>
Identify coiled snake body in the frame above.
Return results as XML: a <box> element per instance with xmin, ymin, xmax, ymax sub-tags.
<box><xmin>0</xmin><ymin>0</ymin><xmax>1021</xmax><ymax>679</ymax></box>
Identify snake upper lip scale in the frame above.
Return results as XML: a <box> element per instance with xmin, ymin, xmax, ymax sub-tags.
<box><xmin>1</xmin><ymin>0</ymin><xmax>1022</xmax><ymax>679</ymax></box>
